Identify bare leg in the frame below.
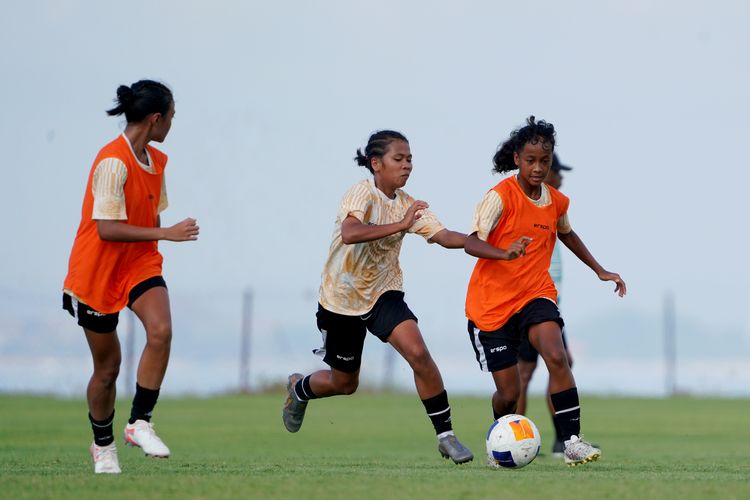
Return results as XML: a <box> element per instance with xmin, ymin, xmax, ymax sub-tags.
<box><xmin>129</xmin><ymin>287</ymin><xmax>172</xmax><ymax>390</ymax></box>
<box><xmin>84</xmin><ymin>328</ymin><xmax>121</xmax><ymax>420</ymax></box>
<box><xmin>490</xmin><ymin>365</ymin><xmax>521</xmax><ymax>417</ymax></box>
<box><xmin>517</xmin><ymin>358</ymin><xmax>537</xmax><ymax>415</ymax></box>
<box><xmin>529</xmin><ymin>321</ymin><xmax>575</xmax><ymax>393</ymax></box>
<box><xmin>387</xmin><ymin>320</ymin><xmax>444</xmax><ymax>399</ymax></box>
<box><xmin>308</xmin><ymin>367</ymin><xmax>360</xmax><ymax>397</ymax></box>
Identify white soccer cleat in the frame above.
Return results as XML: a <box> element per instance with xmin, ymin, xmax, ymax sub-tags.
<box><xmin>124</xmin><ymin>420</ymin><xmax>171</xmax><ymax>458</ymax></box>
<box><xmin>563</xmin><ymin>434</ymin><xmax>601</xmax><ymax>467</ymax></box>
<box><xmin>89</xmin><ymin>441</ymin><xmax>121</xmax><ymax>474</ymax></box>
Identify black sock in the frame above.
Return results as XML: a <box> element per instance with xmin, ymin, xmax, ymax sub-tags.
<box><xmin>421</xmin><ymin>390</ymin><xmax>453</xmax><ymax>435</ymax></box>
<box><xmin>552</xmin><ymin>414</ymin><xmax>564</xmax><ymax>442</ymax></box>
<box><xmin>293</xmin><ymin>375</ymin><xmax>318</xmax><ymax>402</ymax></box>
<box><xmin>89</xmin><ymin>410</ymin><xmax>115</xmax><ymax>447</ymax></box>
<box><xmin>129</xmin><ymin>383</ymin><xmax>160</xmax><ymax>424</ymax></box>
<box><xmin>550</xmin><ymin>387</ymin><xmax>581</xmax><ymax>442</ymax></box>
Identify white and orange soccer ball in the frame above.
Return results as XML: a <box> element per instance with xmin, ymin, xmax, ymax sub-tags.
<box><xmin>486</xmin><ymin>414</ymin><xmax>541</xmax><ymax>469</ymax></box>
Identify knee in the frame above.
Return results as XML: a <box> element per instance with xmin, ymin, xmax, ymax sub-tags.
<box><xmin>543</xmin><ymin>348</ymin><xmax>569</xmax><ymax>373</ymax></box>
<box><xmin>93</xmin><ymin>358</ymin><xmax>120</xmax><ymax>387</ymax></box>
<box><xmin>333</xmin><ymin>377</ymin><xmax>359</xmax><ymax>395</ymax></box>
<box><xmin>403</xmin><ymin>344</ymin><xmax>433</xmax><ymax>372</ymax></box>
<box><xmin>493</xmin><ymin>387</ymin><xmax>520</xmax><ymax>413</ymax></box>
<box><xmin>146</xmin><ymin>321</ymin><xmax>172</xmax><ymax>348</ymax></box>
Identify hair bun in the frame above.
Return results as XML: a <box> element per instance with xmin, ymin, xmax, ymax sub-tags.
<box><xmin>116</xmin><ymin>85</ymin><xmax>134</xmax><ymax>104</ymax></box>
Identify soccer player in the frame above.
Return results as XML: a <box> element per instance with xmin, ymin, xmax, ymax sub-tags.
<box><xmin>63</xmin><ymin>80</ymin><xmax>199</xmax><ymax>473</ymax></box>
<box><xmin>464</xmin><ymin>117</ymin><xmax>626</xmax><ymax>467</ymax></box>
<box><xmin>282</xmin><ymin>130</ymin><xmax>474</xmax><ymax>464</ymax></box>
<box><xmin>516</xmin><ymin>154</ymin><xmax>575</xmax><ymax>457</ymax></box>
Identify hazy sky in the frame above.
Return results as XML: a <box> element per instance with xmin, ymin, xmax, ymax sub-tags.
<box><xmin>1</xmin><ymin>1</ymin><xmax>749</xmax><ymax>395</ymax></box>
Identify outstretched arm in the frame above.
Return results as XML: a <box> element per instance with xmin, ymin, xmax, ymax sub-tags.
<box><xmin>558</xmin><ymin>229</ymin><xmax>626</xmax><ymax>296</ymax></box>
<box><xmin>464</xmin><ymin>233</ymin><xmax>532</xmax><ymax>260</ymax></box>
<box><xmin>428</xmin><ymin>229</ymin><xmax>467</xmax><ymax>249</ymax></box>
<box><xmin>97</xmin><ymin>218</ymin><xmax>199</xmax><ymax>243</ymax></box>
<box><xmin>341</xmin><ymin>200</ymin><xmax>428</xmax><ymax>244</ymax></box>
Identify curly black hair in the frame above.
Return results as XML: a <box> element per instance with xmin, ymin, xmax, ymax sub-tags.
<box><xmin>492</xmin><ymin>116</ymin><xmax>556</xmax><ymax>174</ymax></box>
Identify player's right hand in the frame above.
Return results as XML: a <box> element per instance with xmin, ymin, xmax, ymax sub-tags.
<box><xmin>505</xmin><ymin>236</ymin><xmax>532</xmax><ymax>260</ymax></box>
<box><xmin>401</xmin><ymin>200</ymin><xmax>429</xmax><ymax>229</ymax></box>
<box><xmin>165</xmin><ymin>218</ymin><xmax>199</xmax><ymax>241</ymax></box>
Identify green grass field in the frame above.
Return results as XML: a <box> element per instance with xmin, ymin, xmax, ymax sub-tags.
<box><xmin>1</xmin><ymin>393</ymin><xmax>748</xmax><ymax>499</ymax></box>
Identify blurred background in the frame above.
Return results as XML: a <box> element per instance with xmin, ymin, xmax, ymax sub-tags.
<box><xmin>1</xmin><ymin>0</ymin><xmax>748</xmax><ymax>398</ymax></box>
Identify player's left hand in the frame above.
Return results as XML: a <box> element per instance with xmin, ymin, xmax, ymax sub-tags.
<box><xmin>598</xmin><ymin>271</ymin><xmax>626</xmax><ymax>297</ymax></box>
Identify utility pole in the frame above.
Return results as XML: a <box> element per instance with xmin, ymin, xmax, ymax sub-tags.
<box><xmin>239</xmin><ymin>288</ymin><xmax>253</xmax><ymax>393</ymax></box>
<box><xmin>382</xmin><ymin>346</ymin><xmax>396</xmax><ymax>391</ymax></box>
<box><xmin>663</xmin><ymin>291</ymin><xmax>676</xmax><ymax>397</ymax></box>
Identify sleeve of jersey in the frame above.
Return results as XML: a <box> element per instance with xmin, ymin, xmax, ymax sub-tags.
<box><xmin>409</xmin><ymin>208</ymin><xmax>445</xmax><ymax>241</ymax></box>
<box><xmin>557</xmin><ymin>213</ymin><xmax>572</xmax><ymax>234</ymax></box>
<box><xmin>338</xmin><ymin>182</ymin><xmax>372</xmax><ymax>223</ymax></box>
<box><xmin>157</xmin><ymin>174</ymin><xmax>169</xmax><ymax>214</ymax></box>
<box><xmin>470</xmin><ymin>190</ymin><xmax>504</xmax><ymax>241</ymax></box>
<box><xmin>557</xmin><ymin>196</ymin><xmax>572</xmax><ymax>234</ymax></box>
<box><xmin>91</xmin><ymin>158</ymin><xmax>128</xmax><ymax>220</ymax></box>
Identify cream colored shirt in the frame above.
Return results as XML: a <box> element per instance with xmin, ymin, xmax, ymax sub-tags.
<box><xmin>471</xmin><ymin>182</ymin><xmax>571</xmax><ymax>241</ymax></box>
<box><xmin>91</xmin><ymin>134</ymin><xmax>168</xmax><ymax>220</ymax></box>
<box><xmin>319</xmin><ymin>178</ymin><xmax>445</xmax><ymax>316</ymax></box>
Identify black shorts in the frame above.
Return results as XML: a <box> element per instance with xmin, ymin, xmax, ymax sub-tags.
<box><xmin>62</xmin><ymin>276</ymin><xmax>167</xmax><ymax>334</ymax></box>
<box><xmin>314</xmin><ymin>290</ymin><xmax>418</xmax><ymax>373</ymax></box>
<box><xmin>468</xmin><ymin>298</ymin><xmax>563</xmax><ymax>372</ymax></box>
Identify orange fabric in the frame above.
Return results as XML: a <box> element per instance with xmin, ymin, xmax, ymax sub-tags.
<box><xmin>64</xmin><ymin>135</ymin><xmax>167</xmax><ymax>313</ymax></box>
<box><xmin>466</xmin><ymin>176</ymin><xmax>569</xmax><ymax>331</ymax></box>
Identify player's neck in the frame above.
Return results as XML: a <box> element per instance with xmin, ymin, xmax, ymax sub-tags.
<box><xmin>515</xmin><ymin>175</ymin><xmax>541</xmax><ymax>200</ymax></box>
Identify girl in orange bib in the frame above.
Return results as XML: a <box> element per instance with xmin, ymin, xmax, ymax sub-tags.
<box><xmin>62</xmin><ymin>81</ymin><xmax>199</xmax><ymax>474</ymax></box>
<box><xmin>464</xmin><ymin>116</ymin><xmax>626</xmax><ymax>467</ymax></box>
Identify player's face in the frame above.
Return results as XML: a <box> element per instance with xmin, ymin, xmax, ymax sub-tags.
<box><xmin>372</xmin><ymin>140</ymin><xmax>412</xmax><ymax>196</ymax></box>
<box><xmin>514</xmin><ymin>140</ymin><xmax>553</xmax><ymax>191</ymax></box>
<box><xmin>151</xmin><ymin>101</ymin><xmax>175</xmax><ymax>143</ymax></box>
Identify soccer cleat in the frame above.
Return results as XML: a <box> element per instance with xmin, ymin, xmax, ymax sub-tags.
<box><xmin>124</xmin><ymin>420</ymin><xmax>171</xmax><ymax>458</ymax></box>
<box><xmin>438</xmin><ymin>434</ymin><xmax>474</xmax><ymax>464</ymax></box>
<box><xmin>282</xmin><ymin>373</ymin><xmax>308</xmax><ymax>433</ymax></box>
<box><xmin>551</xmin><ymin>438</ymin><xmax>565</xmax><ymax>458</ymax></box>
<box><xmin>89</xmin><ymin>441</ymin><xmax>121</xmax><ymax>474</ymax></box>
<box><xmin>563</xmin><ymin>434</ymin><xmax>600</xmax><ymax>467</ymax></box>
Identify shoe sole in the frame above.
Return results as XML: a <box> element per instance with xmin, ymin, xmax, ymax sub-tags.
<box><xmin>565</xmin><ymin>452</ymin><xmax>601</xmax><ymax>467</ymax></box>
<box><xmin>124</xmin><ymin>438</ymin><xmax>170</xmax><ymax>458</ymax></box>
<box><xmin>440</xmin><ymin>451</ymin><xmax>474</xmax><ymax>464</ymax></box>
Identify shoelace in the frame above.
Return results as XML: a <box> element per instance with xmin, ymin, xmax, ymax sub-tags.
<box><xmin>144</xmin><ymin>423</ymin><xmax>164</xmax><ymax>441</ymax></box>
<box><xmin>94</xmin><ymin>445</ymin><xmax>117</xmax><ymax>461</ymax></box>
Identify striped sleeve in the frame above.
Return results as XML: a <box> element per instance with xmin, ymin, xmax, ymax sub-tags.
<box><xmin>557</xmin><ymin>212</ymin><xmax>571</xmax><ymax>234</ymax></box>
<box><xmin>409</xmin><ymin>208</ymin><xmax>445</xmax><ymax>240</ymax></box>
<box><xmin>91</xmin><ymin>158</ymin><xmax>128</xmax><ymax>220</ymax></box>
<box><xmin>471</xmin><ymin>190</ymin><xmax>504</xmax><ymax>241</ymax></box>
<box><xmin>157</xmin><ymin>174</ymin><xmax>168</xmax><ymax>214</ymax></box>
<box><xmin>338</xmin><ymin>182</ymin><xmax>372</xmax><ymax>223</ymax></box>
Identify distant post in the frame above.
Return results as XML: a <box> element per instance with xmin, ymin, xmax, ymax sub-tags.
<box><xmin>239</xmin><ymin>288</ymin><xmax>253</xmax><ymax>393</ymax></box>
<box><xmin>124</xmin><ymin>309</ymin><xmax>135</xmax><ymax>397</ymax></box>
<box><xmin>663</xmin><ymin>291</ymin><xmax>676</xmax><ymax>396</ymax></box>
<box><xmin>382</xmin><ymin>347</ymin><xmax>396</xmax><ymax>391</ymax></box>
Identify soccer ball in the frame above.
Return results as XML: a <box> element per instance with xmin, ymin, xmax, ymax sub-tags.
<box><xmin>486</xmin><ymin>414</ymin><xmax>541</xmax><ymax>469</ymax></box>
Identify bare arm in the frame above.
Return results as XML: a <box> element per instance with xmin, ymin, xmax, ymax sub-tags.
<box><xmin>464</xmin><ymin>233</ymin><xmax>532</xmax><ymax>260</ymax></box>
<box><xmin>341</xmin><ymin>200</ymin><xmax>428</xmax><ymax>244</ymax></box>
<box><xmin>97</xmin><ymin>217</ymin><xmax>199</xmax><ymax>243</ymax></box>
<box><xmin>558</xmin><ymin>229</ymin><xmax>626</xmax><ymax>296</ymax></box>
<box><xmin>428</xmin><ymin>229</ymin><xmax>467</xmax><ymax>249</ymax></box>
